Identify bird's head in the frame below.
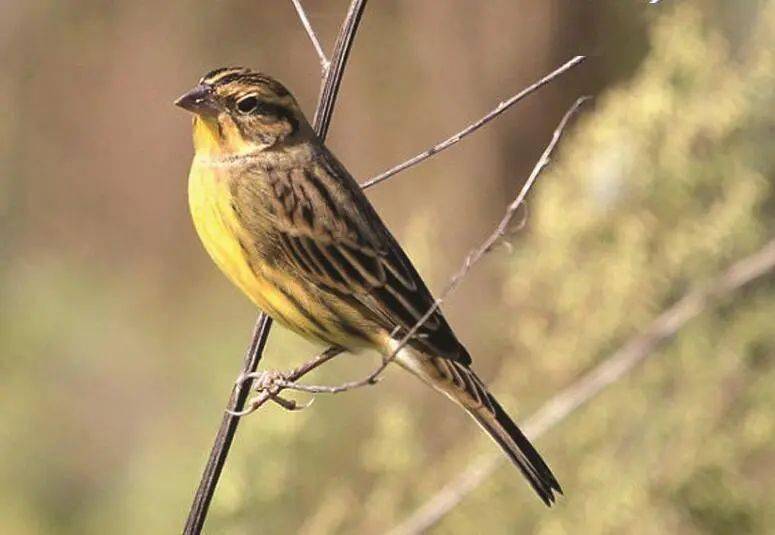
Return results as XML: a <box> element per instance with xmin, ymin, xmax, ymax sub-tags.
<box><xmin>175</xmin><ymin>67</ymin><xmax>311</xmax><ymax>157</ymax></box>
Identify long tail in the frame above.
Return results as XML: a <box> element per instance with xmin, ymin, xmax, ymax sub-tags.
<box><xmin>394</xmin><ymin>348</ymin><xmax>562</xmax><ymax>505</ymax></box>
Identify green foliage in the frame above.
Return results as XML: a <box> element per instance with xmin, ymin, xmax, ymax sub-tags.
<box><xmin>432</xmin><ymin>3</ymin><xmax>775</xmax><ymax>533</ymax></box>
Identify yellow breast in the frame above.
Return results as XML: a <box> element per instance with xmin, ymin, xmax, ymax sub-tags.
<box><xmin>185</xmin><ymin>117</ymin><xmax>377</xmax><ymax>348</ymax></box>
<box><xmin>187</xmin><ymin>158</ymin><xmax>329</xmax><ymax>341</ymax></box>
<box><xmin>188</xmin><ymin>161</ymin><xmax>258</xmax><ymax>298</ymax></box>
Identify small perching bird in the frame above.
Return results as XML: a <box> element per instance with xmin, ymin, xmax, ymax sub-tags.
<box><xmin>176</xmin><ymin>67</ymin><xmax>562</xmax><ymax>505</ymax></box>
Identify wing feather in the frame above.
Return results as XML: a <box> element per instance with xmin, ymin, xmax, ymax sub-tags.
<box><xmin>240</xmin><ymin>147</ymin><xmax>469</xmax><ymax>364</ymax></box>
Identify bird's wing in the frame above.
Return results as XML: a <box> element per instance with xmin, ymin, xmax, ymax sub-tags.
<box><xmin>245</xmin><ymin>147</ymin><xmax>469</xmax><ymax>364</ymax></box>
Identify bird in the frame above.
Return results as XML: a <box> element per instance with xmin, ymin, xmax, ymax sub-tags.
<box><xmin>175</xmin><ymin>67</ymin><xmax>561</xmax><ymax>505</ymax></box>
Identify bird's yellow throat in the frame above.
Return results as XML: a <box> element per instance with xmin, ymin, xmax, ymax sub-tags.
<box><xmin>191</xmin><ymin>115</ymin><xmax>254</xmax><ymax>159</ymax></box>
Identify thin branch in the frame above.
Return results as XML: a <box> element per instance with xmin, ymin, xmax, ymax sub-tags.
<box><xmin>361</xmin><ymin>55</ymin><xmax>586</xmax><ymax>189</ymax></box>
<box><xmin>389</xmin><ymin>238</ymin><xmax>775</xmax><ymax>535</ymax></box>
<box><xmin>182</xmin><ymin>2</ymin><xmax>368</xmax><ymax>533</ymax></box>
<box><xmin>183</xmin><ymin>314</ymin><xmax>272</xmax><ymax>535</ymax></box>
<box><xmin>232</xmin><ymin>97</ymin><xmax>588</xmax><ymax>415</ymax></box>
<box><xmin>290</xmin><ymin>0</ymin><xmax>330</xmax><ymax>71</ymax></box>
<box><xmin>313</xmin><ymin>0</ymin><xmax>369</xmax><ymax>139</ymax></box>
<box><xmin>380</xmin><ymin>97</ymin><xmax>590</xmax><ymax>370</ymax></box>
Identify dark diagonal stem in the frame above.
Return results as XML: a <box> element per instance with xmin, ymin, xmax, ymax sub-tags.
<box><xmin>313</xmin><ymin>0</ymin><xmax>368</xmax><ymax>138</ymax></box>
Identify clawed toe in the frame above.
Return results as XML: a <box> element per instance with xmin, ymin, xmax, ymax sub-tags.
<box><xmin>229</xmin><ymin>369</ymin><xmax>313</xmax><ymax>416</ymax></box>
<box><xmin>235</xmin><ymin>370</ymin><xmax>286</xmax><ymax>391</ymax></box>
<box><xmin>269</xmin><ymin>393</ymin><xmax>315</xmax><ymax>411</ymax></box>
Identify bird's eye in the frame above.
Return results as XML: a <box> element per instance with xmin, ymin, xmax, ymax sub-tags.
<box><xmin>236</xmin><ymin>95</ymin><xmax>259</xmax><ymax>114</ymax></box>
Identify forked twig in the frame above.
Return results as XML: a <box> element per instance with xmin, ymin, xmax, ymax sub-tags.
<box><xmin>389</xmin><ymin>238</ymin><xmax>775</xmax><ymax>535</ymax></box>
<box><xmin>232</xmin><ymin>97</ymin><xmax>588</xmax><ymax>415</ymax></box>
<box><xmin>313</xmin><ymin>0</ymin><xmax>368</xmax><ymax>139</ymax></box>
<box><xmin>376</xmin><ymin>96</ymin><xmax>589</xmax><ymax>371</ymax></box>
<box><xmin>291</xmin><ymin>0</ymin><xmax>330</xmax><ymax>71</ymax></box>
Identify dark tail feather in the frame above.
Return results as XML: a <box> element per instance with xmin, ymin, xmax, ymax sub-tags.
<box><xmin>469</xmin><ymin>395</ymin><xmax>563</xmax><ymax>506</ymax></box>
<box><xmin>394</xmin><ymin>350</ymin><xmax>562</xmax><ymax>505</ymax></box>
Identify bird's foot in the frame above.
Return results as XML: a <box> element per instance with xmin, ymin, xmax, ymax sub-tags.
<box><xmin>230</xmin><ymin>369</ymin><xmax>314</xmax><ymax>415</ymax></box>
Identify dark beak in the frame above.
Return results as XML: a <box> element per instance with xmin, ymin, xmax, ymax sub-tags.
<box><xmin>174</xmin><ymin>84</ymin><xmax>219</xmax><ymax>115</ymax></box>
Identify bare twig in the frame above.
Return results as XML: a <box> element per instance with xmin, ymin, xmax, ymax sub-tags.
<box><xmin>183</xmin><ymin>315</ymin><xmax>272</xmax><ymax>535</ymax></box>
<box><xmin>313</xmin><ymin>0</ymin><xmax>368</xmax><ymax>139</ymax></box>
<box><xmin>361</xmin><ymin>55</ymin><xmax>586</xmax><ymax>189</ymax></box>
<box><xmin>380</xmin><ymin>97</ymin><xmax>590</xmax><ymax>369</ymax></box>
<box><xmin>290</xmin><ymin>0</ymin><xmax>330</xmax><ymax>71</ymax></box>
<box><xmin>233</xmin><ymin>97</ymin><xmax>588</xmax><ymax>415</ymax></box>
<box><xmin>389</xmin><ymin>238</ymin><xmax>775</xmax><ymax>535</ymax></box>
<box><xmin>182</xmin><ymin>2</ymin><xmax>368</xmax><ymax>533</ymax></box>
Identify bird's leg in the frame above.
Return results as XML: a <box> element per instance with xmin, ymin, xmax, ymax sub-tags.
<box><xmin>230</xmin><ymin>369</ymin><xmax>314</xmax><ymax>414</ymax></box>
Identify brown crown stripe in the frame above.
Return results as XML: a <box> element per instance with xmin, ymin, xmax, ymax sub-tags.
<box><xmin>200</xmin><ymin>67</ymin><xmax>291</xmax><ymax>99</ymax></box>
<box><xmin>200</xmin><ymin>67</ymin><xmax>249</xmax><ymax>85</ymax></box>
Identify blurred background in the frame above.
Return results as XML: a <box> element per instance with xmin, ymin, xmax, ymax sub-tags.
<box><xmin>1</xmin><ymin>1</ymin><xmax>773</xmax><ymax>533</ymax></box>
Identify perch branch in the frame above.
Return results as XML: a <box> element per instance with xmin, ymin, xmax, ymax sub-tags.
<box><xmin>313</xmin><ymin>0</ymin><xmax>368</xmax><ymax>139</ymax></box>
<box><xmin>389</xmin><ymin>238</ymin><xmax>775</xmax><ymax>535</ymax></box>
